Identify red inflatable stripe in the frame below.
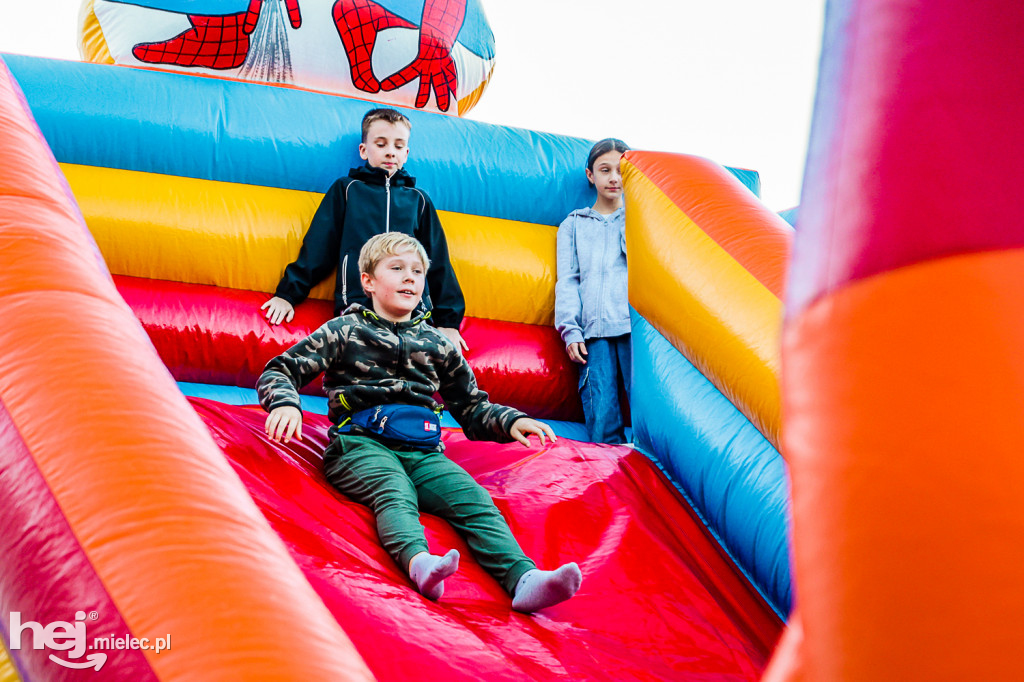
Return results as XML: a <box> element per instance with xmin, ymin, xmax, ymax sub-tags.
<box><xmin>114</xmin><ymin>275</ymin><xmax>582</xmax><ymax>421</ymax></box>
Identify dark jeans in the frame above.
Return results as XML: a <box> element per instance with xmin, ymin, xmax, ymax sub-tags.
<box><xmin>579</xmin><ymin>334</ymin><xmax>631</xmax><ymax>444</ymax></box>
<box><xmin>323</xmin><ymin>435</ymin><xmax>536</xmax><ymax>595</ymax></box>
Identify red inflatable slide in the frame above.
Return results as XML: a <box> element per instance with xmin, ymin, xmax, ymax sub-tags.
<box><xmin>0</xmin><ymin>53</ymin><xmax>781</xmax><ymax>680</ymax></box>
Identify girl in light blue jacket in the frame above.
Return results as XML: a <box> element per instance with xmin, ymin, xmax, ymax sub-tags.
<box><xmin>555</xmin><ymin>139</ymin><xmax>631</xmax><ymax>444</ymax></box>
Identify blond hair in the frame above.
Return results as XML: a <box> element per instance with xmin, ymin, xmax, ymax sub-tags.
<box><xmin>358</xmin><ymin>233</ymin><xmax>430</xmax><ymax>277</ymax></box>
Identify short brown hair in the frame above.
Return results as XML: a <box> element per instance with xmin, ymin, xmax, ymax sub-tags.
<box><xmin>361</xmin><ymin>108</ymin><xmax>412</xmax><ymax>142</ymax></box>
<box><xmin>358</xmin><ymin>233</ymin><xmax>430</xmax><ymax>278</ymax></box>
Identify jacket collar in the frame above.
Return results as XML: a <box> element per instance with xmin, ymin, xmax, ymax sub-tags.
<box><xmin>576</xmin><ymin>205</ymin><xmax>625</xmax><ymax>220</ymax></box>
<box><xmin>349</xmin><ymin>162</ymin><xmax>416</xmax><ymax>187</ymax></box>
<box><xmin>343</xmin><ymin>303</ymin><xmax>431</xmax><ymax>331</ymax></box>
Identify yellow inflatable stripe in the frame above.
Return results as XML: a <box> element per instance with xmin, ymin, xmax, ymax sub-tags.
<box><xmin>61</xmin><ymin>163</ymin><xmax>330</xmax><ymax>297</ymax></box>
<box><xmin>0</xmin><ymin>640</ymin><xmax>20</xmax><ymax>682</ymax></box>
<box><xmin>625</xmin><ymin>164</ymin><xmax>782</xmax><ymax>448</ymax></box>
<box><xmin>60</xmin><ymin>163</ymin><xmax>556</xmax><ymax>325</ymax></box>
<box><xmin>78</xmin><ymin>0</ymin><xmax>115</xmax><ymax>65</ymax></box>
<box><xmin>443</xmin><ymin>211</ymin><xmax>555</xmax><ymax>325</ymax></box>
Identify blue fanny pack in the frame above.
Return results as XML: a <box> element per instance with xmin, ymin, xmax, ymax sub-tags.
<box><xmin>338</xmin><ymin>404</ymin><xmax>443</xmax><ymax>451</ymax></box>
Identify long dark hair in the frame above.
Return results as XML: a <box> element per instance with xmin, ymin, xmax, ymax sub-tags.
<box><xmin>586</xmin><ymin>137</ymin><xmax>630</xmax><ymax>173</ymax></box>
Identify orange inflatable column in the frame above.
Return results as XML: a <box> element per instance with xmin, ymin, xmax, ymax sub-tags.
<box><xmin>0</xmin><ymin>55</ymin><xmax>372</xmax><ymax>682</ymax></box>
<box><xmin>777</xmin><ymin>0</ymin><xmax>1024</xmax><ymax>679</ymax></box>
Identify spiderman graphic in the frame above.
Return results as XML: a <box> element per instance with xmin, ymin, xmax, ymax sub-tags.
<box><xmin>117</xmin><ymin>0</ymin><xmax>490</xmax><ymax>112</ymax></box>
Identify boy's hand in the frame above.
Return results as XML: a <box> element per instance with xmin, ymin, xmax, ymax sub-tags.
<box><xmin>438</xmin><ymin>327</ymin><xmax>469</xmax><ymax>354</ymax></box>
<box><xmin>261</xmin><ymin>296</ymin><xmax>295</xmax><ymax>325</ymax></box>
<box><xmin>266</xmin><ymin>405</ymin><xmax>303</xmax><ymax>443</ymax></box>
<box><xmin>510</xmin><ymin>418</ymin><xmax>556</xmax><ymax>448</ymax></box>
<box><xmin>567</xmin><ymin>341</ymin><xmax>588</xmax><ymax>364</ymax></box>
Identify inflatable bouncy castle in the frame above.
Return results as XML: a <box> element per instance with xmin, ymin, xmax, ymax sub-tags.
<box><xmin>3</xmin><ymin>0</ymin><xmax>1014</xmax><ymax>678</ymax></box>
<box><xmin>0</xmin><ymin>2</ymin><xmax>791</xmax><ymax>678</ymax></box>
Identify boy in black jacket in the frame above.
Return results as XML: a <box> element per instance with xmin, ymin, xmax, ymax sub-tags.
<box><xmin>262</xmin><ymin>107</ymin><xmax>468</xmax><ymax>351</ymax></box>
<box><xmin>258</xmin><ymin>233</ymin><xmax>582</xmax><ymax>612</ymax></box>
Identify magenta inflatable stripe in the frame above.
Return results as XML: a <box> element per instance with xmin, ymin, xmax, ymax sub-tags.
<box><xmin>0</xmin><ymin>397</ymin><xmax>158</xmax><ymax>681</ymax></box>
<box><xmin>789</xmin><ymin>0</ymin><xmax>1024</xmax><ymax>316</ymax></box>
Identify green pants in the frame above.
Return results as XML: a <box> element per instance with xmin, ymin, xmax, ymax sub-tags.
<box><xmin>323</xmin><ymin>435</ymin><xmax>536</xmax><ymax>595</ymax></box>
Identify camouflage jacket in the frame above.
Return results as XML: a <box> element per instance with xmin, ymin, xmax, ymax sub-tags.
<box><xmin>257</xmin><ymin>305</ymin><xmax>526</xmax><ymax>447</ymax></box>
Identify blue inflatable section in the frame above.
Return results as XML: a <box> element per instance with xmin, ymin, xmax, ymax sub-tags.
<box><xmin>778</xmin><ymin>206</ymin><xmax>799</xmax><ymax>227</ymax></box>
<box><xmin>177</xmin><ymin>382</ymin><xmax>595</xmax><ymax>442</ymax></box>
<box><xmin>629</xmin><ymin>309</ymin><xmax>791</xmax><ymax>616</ymax></box>
<box><xmin>727</xmin><ymin>167</ymin><xmax>762</xmax><ymax>198</ymax></box>
<box><xmin>3</xmin><ymin>55</ymin><xmax>760</xmax><ymax>227</ymax></box>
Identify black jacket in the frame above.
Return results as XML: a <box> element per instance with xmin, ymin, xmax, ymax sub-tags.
<box><xmin>275</xmin><ymin>163</ymin><xmax>465</xmax><ymax>327</ymax></box>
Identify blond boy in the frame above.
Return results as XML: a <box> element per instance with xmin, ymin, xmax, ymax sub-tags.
<box><xmin>258</xmin><ymin>233</ymin><xmax>582</xmax><ymax>612</ymax></box>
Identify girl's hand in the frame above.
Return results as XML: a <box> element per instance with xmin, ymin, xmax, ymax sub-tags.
<box><xmin>510</xmin><ymin>418</ymin><xmax>557</xmax><ymax>447</ymax></box>
<box><xmin>261</xmin><ymin>296</ymin><xmax>295</xmax><ymax>325</ymax></box>
<box><xmin>567</xmin><ymin>341</ymin><xmax>588</xmax><ymax>364</ymax></box>
<box><xmin>266</xmin><ymin>406</ymin><xmax>303</xmax><ymax>443</ymax></box>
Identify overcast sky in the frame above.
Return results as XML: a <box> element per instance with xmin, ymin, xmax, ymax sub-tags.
<box><xmin>0</xmin><ymin>0</ymin><xmax>824</xmax><ymax>210</ymax></box>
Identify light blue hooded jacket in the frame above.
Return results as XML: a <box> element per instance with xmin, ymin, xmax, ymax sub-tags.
<box><xmin>554</xmin><ymin>206</ymin><xmax>630</xmax><ymax>346</ymax></box>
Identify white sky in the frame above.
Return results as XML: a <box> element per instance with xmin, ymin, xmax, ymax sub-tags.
<box><xmin>0</xmin><ymin>0</ymin><xmax>824</xmax><ymax>210</ymax></box>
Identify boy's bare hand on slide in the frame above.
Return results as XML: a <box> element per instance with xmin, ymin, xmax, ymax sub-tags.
<box><xmin>266</xmin><ymin>405</ymin><xmax>303</xmax><ymax>443</ymax></box>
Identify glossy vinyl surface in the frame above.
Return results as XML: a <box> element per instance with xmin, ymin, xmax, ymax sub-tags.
<box><xmin>623</xmin><ymin>152</ymin><xmax>786</xmax><ymax>449</ymax></box>
<box><xmin>63</xmin><ymin>162</ymin><xmax>560</xmax><ymax>325</ymax></box>
<box><xmin>788</xmin><ymin>0</ymin><xmax>1024</xmax><ymax>317</ymax></box>
<box><xmin>6</xmin><ymin>55</ymin><xmax>760</xmax><ymax>226</ymax></box>
<box><xmin>784</xmin><ymin>250</ymin><xmax>1024</xmax><ymax>678</ymax></box>
<box><xmin>631</xmin><ymin>310</ymin><xmax>790</xmax><ymax>616</ymax></box>
<box><xmin>777</xmin><ymin>0</ymin><xmax>1024</xmax><ymax>677</ymax></box>
<box><xmin>114</xmin><ymin>275</ymin><xmax>582</xmax><ymax>420</ymax></box>
<box><xmin>80</xmin><ymin>0</ymin><xmax>497</xmax><ymax>115</ymax></box>
<box><xmin>195</xmin><ymin>398</ymin><xmax>783</xmax><ymax>681</ymax></box>
<box><xmin>0</xmin><ymin>401</ymin><xmax>156</xmax><ymax>682</ymax></box>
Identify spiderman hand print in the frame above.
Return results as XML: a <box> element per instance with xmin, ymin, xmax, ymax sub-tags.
<box><xmin>132</xmin><ymin>0</ymin><xmax>302</xmax><ymax>70</ymax></box>
<box><xmin>332</xmin><ymin>0</ymin><xmax>416</xmax><ymax>93</ymax></box>
<box><xmin>130</xmin><ymin>0</ymin><xmax>468</xmax><ymax>111</ymax></box>
<box><xmin>333</xmin><ymin>0</ymin><xmax>467</xmax><ymax>111</ymax></box>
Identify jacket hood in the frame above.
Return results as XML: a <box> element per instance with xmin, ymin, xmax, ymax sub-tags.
<box><xmin>349</xmin><ymin>162</ymin><xmax>416</xmax><ymax>187</ymax></box>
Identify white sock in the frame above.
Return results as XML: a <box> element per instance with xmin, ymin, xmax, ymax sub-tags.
<box><xmin>409</xmin><ymin>549</ymin><xmax>460</xmax><ymax>600</ymax></box>
<box><xmin>511</xmin><ymin>563</ymin><xmax>582</xmax><ymax>613</ymax></box>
